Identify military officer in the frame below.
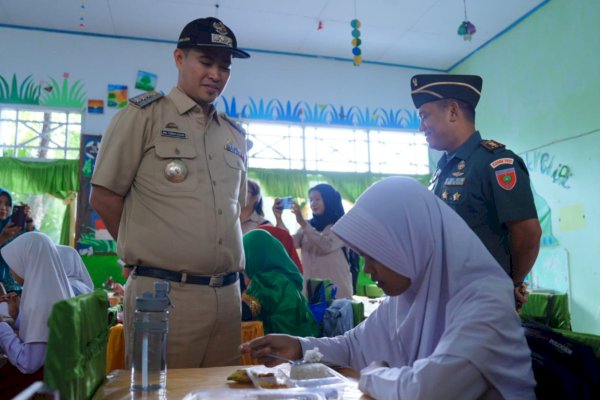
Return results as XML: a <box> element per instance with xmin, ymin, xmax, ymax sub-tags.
<box><xmin>91</xmin><ymin>17</ymin><xmax>250</xmax><ymax>368</ymax></box>
<box><xmin>410</xmin><ymin>74</ymin><xmax>541</xmax><ymax>307</ymax></box>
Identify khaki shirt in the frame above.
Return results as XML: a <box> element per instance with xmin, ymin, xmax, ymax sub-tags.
<box><xmin>92</xmin><ymin>87</ymin><xmax>247</xmax><ymax>274</ymax></box>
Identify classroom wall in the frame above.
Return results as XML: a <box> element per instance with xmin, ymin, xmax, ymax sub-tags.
<box><xmin>452</xmin><ymin>0</ymin><xmax>600</xmax><ymax>334</ymax></box>
<box><xmin>0</xmin><ymin>26</ymin><xmax>422</xmax><ymax>135</ymax></box>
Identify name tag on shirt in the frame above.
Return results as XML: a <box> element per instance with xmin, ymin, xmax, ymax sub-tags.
<box><xmin>161</xmin><ymin>130</ymin><xmax>187</xmax><ymax>139</ymax></box>
<box><xmin>443</xmin><ymin>177</ymin><xmax>466</xmax><ymax>186</ymax></box>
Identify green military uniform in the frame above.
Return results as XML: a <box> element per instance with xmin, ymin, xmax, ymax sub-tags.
<box><xmin>430</xmin><ymin>131</ymin><xmax>538</xmax><ymax>276</ymax></box>
<box><xmin>92</xmin><ymin>87</ymin><xmax>248</xmax><ymax>367</ymax></box>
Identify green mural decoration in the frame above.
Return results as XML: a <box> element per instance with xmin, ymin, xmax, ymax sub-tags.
<box><xmin>0</xmin><ymin>74</ymin><xmax>41</xmax><ymax>104</ymax></box>
<box><xmin>40</xmin><ymin>73</ymin><xmax>86</xmax><ymax>108</ymax></box>
<box><xmin>0</xmin><ymin>72</ymin><xmax>86</xmax><ymax>108</ymax></box>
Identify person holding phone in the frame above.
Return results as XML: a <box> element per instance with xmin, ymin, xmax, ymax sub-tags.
<box><xmin>0</xmin><ymin>188</ymin><xmax>35</xmax><ymax>296</ymax></box>
<box><xmin>273</xmin><ymin>183</ymin><xmax>353</xmax><ymax>299</ymax></box>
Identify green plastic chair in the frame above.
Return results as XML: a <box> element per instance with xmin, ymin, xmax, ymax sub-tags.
<box><xmin>44</xmin><ymin>289</ymin><xmax>110</xmax><ymax>400</ymax></box>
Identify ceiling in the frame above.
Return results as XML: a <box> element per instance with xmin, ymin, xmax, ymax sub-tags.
<box><xmin>0</xmin><ymin>0</ymin><xmax>548</xmax><ymax>71</ymax></box>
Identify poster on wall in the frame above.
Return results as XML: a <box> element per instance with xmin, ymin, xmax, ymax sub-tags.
<box><xmin>75</xmin><ymin>133</ymin><xmax>117</xmax><ymax>255</ymax></box>
<box><xmin>107</xmin><ymin>84</ymin><xmax>128</xmax><ymax>108</ymax></box>
<box><xmin>135</xmin><ymin>70</ymin><xmax>157</xmax><ymax>91</ymax></box>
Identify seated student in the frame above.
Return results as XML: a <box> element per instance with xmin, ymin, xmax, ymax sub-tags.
<box><xmin>0</xmin><ymin>232</ymin><xmax>74</xmax><ymax>397</ymax></box>
<box><xmin>257</xmin><ymin>225</ymin><xmax>303</xmax><ymax>273</ymax></box>
<box><xmin>56</xmin><ymin>245</ymin><xmax>94</xmax><ymax>295</ymax></box>
<box><xmin>242</xmin><ymin>230</ymin><xmax>319</xmax><ymax>337</ymax></box>
<box><xmin>240</xmin><ymin>179</ymin><xmax>272</xmax><ymax>234</ymax></box>
<box><xmin>243</xmin><ymin>177</ymin><xmax>536</xmax><ymax>400</ymax></box>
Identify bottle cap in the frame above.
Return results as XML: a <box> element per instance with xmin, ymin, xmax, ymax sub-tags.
<box><xmin>135</xmin><ymin>280</ymin><xmax>171</xmax><ymax>312</ymax></box>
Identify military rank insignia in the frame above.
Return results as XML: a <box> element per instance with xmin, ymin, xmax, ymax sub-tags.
<box><xmin>495</xmin><ymin>168</ymin><xmax>517</xmax><ymax>190</ymax></box>
<box><xmin>129</xmin><ymin>91</ymin><xmax>163</xmax><ymax>108</ymax></box>
<box><xmin>480</xmin><ymin>140</ymin><xmax>505</xmax><ymax>152</ymax></box>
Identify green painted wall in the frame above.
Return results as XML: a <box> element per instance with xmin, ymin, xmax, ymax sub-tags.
<box><xmin>452</xmin><ymin>0</ymin><xmax>600</xmax><ymax>334</ymax></box>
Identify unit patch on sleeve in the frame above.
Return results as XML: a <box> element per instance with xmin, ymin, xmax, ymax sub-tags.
<box><xmin>490</xmin><ymin>158</ymin><xmax>514</xmax><ymax>168</ymax></box>
<box><xmin>495</xmin><ymin>167</ymin><xmax>517</xmax><ymax>190</ymax></box>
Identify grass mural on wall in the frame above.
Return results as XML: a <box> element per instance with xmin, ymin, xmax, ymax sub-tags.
<box><xmin>219</xmin><ymin>96</ymin><xmax>420</xmax><ymax>130</ymax></box>
<box><xmin>0</xmin><ymin>73</ymin><xmax>85</xmax><ymax>108</ymax></box>
<box><xmin>0</xmin><ymin>74</ymin><xmax>41</xmax><ymax>104</ymax></box>
<box><xmin>40</xmin><ymin>73</ymin><xmax>86</xmax><ymax>108</ymax></box>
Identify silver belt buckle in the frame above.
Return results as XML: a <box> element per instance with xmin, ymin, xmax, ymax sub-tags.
<box><xmin>209</xmin><ymin>275</ymin><xmax>225</xmax><ymax>288</ymax></box>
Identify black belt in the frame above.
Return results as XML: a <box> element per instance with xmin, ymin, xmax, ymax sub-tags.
<box><xmin>133</xmin><ymin>265</ymin><xmax>238</xmax><ymax>288</ymax></box>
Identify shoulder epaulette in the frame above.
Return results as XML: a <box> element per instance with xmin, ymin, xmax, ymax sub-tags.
<box><xmin>480</xmin><ymin>139</ymin><xmax>506</xmax><ymax>152</ymax></box>
<box><xmin>220</xmin><ymin>113</ymin><xmax>246</xmax><ymax>137</ymax></box>
<box><xmin>129</xmin><ymin>91</ymin><xmax>163</xmax><ymax>108</ymax></box>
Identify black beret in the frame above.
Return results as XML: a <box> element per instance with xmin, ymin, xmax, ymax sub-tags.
<box><xmin>410</xmin><ymin>74</ymin><xmax>482</xmax><ymax>109</ymax></box>
<box><xmin>177</xmin><ymin>17</ymin><xmax>250</xmax><ymax>59</ymax></box>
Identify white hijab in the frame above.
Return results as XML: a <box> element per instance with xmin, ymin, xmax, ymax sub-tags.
<box><xmin>332</xmin><ymin>177</ymin><xmax>535</xmax><ymax>399</ymax></box>
<box><xmin>1</xmin><ymin>232</ymin><xmax>74</xmax><ymax>343</ymax></box>
<box><xmin>56</xmin><ymin>244</ymin><xmax>94</xmax><ymax>295</ymax></box>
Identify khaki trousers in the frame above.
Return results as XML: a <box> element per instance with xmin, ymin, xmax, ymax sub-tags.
<box><xmin>124</xmin><ymin>274</ymin><xmax>242</xmax><ymax>368</ymax></box>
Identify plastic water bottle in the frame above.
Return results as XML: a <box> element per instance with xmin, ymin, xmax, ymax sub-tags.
<box><xmin>130</xmin><ymin>281</ymin><xmax>171</xmax><ymax>392</ymax></box>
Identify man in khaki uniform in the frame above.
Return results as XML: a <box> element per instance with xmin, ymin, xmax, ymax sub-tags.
<box><xmin>90</xmin><ymin>17</ymin><xmax>250</xmax><ymax>368</ymax></box>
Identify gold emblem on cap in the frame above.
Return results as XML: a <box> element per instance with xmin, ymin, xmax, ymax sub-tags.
<box><xmin>452</xmin><ymin>192</ymin><xmax>461</xmax><ymax>201</ymax></box>
<box><xmin>164</xmin><ymin>160</ymin><xmax>188</xmax><ymax>183</ymax></box>
<box><xmin>213</xmin><ymin>21</ymin><xmax>228</xmax><ymax>35</ymax></box>
<box><xmin>442</xmin><ymin>190</ymin><xmax>449</xmax><ymax>200</ymax></box>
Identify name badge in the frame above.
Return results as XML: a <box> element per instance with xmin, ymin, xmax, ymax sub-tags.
<box><xmin>443</xmin><ymin>177</ymin><xmax>466</xmax><ymax>186</ymax></box>
<box><xmin>161</xmin><ymin>130</ymin><xmax>187</xmax><ymax>139</ymax></box>
<box><xmin>225</xmin><ymin>142</ymin><xmax>244</xmax><ymax>161</ymax></box>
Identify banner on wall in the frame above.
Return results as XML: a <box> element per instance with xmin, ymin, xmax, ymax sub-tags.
<box><xmin>75</xmin><ymin>134</ymin><xmax>117</xmax><ymax>255</ymax></box>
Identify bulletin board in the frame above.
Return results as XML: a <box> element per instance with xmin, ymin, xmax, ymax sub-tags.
<box><xmin>75</xmin><ymin>133</ymin><xmax>117</xmax><ymax>255</ymax></box>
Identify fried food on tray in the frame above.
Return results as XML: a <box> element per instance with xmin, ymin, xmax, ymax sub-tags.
<box><xmin>226</xmin><ymin>368</ymin><xmax>252</xmax><ymax>384</ymax></box>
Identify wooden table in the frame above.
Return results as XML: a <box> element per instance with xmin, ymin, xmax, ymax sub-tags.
<box><xmin>93</xmin><ymin>366</ymin><xmax>372</xmax><ymax>399</ymax></box>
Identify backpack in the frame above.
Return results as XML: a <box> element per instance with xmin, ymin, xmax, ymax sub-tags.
<box><xmin>306</xmin><ymin>279</ymin><xmax>337</xmax><ymax>334</ymax></box>
<box><xmin>322</xmin><ymin>299</ymin><xmax>354</xmax><ymax>337</ymax></box>
<box><xmin>523</xmin><ymin>320</ymin><xmax>600</xmax><ymax>399</ymax></box>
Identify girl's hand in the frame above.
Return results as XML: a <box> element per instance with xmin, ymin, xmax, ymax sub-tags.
<box><xmin>0</xmin><ymin>222</ymin><xmax>22</xmax><ymax>243</ymax></box>
<box><xmin>291</xmin><ymin>203</ymin><xmax>307</xmax><ymax>228</ymax></box>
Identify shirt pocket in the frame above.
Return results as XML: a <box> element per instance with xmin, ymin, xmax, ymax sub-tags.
<box><xmin>223</xmin><ymin>146</ymin><xmax>246</xmax><ymax>172</ymax></box>
<box><xmin>153</xmin><ymin>140</ymin><xmax>199</xmax><ymax>192</ymax></box>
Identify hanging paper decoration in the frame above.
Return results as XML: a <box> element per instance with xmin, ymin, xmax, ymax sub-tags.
<box><xmin>351</xmin><ymin>19</ymin><xmax>362</xmax><ymax>66</ymax></box>
<box><xmin>457</xmin><ymin>0</ymin><xmax>476</xmax><ymax>41</ymax></box>
<box><xmin>79</xmin><ymin>0</ymin><xmax>86</xmax><ymax>28</ymax></box>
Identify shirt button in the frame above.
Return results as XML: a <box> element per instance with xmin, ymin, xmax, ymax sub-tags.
<box><xmin>218</xmin><ymin>239</ymin><xmax>223</xmax><ymax>245</ymax></box>
<box><xmin>212</xmin><ymin>180</ymin><xmax>217</xmax><ymax>186</ymax></box>
<box><xmin>218</xmin><ymin>209</ymin><xmax>222</xmax><ymax>215</ymax></box>
<box><xmin>208</xmin><ymin>154</ymin><xmax>213</xmax><ymax>160</ymax></box>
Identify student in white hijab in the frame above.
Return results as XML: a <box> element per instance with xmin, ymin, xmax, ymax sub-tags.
<box><xmin>242</xmin><ymin>177</ymin><xmax>536</xmax><ymax>400</ymax></box>
<box><xmin>56</xmin><ymin>244</ymin><xmax>94</xmax><ymax>295</ymax></box>
<box><xmin>0</xmin><ymin>232</ymin><xmax>74</xmax><ymax>376</ymax></box>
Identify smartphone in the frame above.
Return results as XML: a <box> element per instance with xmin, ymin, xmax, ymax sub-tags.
<box><xmin>11</xmin><ymin>205</ymin><xmax>27</xmax><ymax>229</ymax></box>
<box><xmin>279</xmin><ymin>197</ymin><xmax>294</xmax><ymax>209</ymax></box>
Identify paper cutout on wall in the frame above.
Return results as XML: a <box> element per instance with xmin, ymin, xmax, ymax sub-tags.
<box><xmin>135</xmin><ymin>70</ymin><xmax>157</xmax><ymax>91</ymax></box>
<box><xmin>40</xmin><ymin>73</ymin><xmax>86</xmax><ymax>108</ymax></box>
<box><xmin>107</xmin><ymin>84</ymin><xmax>128</xmax><ymax>108</ymax></box>
<box><xmin>87</xmin><ymin>99</ymin><xmax>104</xmax><ymax>114</ymax></box>
<box><xmin>559</xmin><ymin>204</ymin><xmax>586</xmax><ymax>231</ymax></box>
<box><xmin>0</xmin><ymin>74</ymin><xmax>41</xmax><ymax>104</ymax></box>
<box><xmin>218</xmin><ymin>96</ymin><xmax>420</xmax><ymax>130</ymax></box>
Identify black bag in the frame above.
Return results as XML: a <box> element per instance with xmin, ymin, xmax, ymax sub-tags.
<box><xmin>523</xmin><ymin>320</ymin><xmax>600</xmax><ymax>400</ymax></box>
